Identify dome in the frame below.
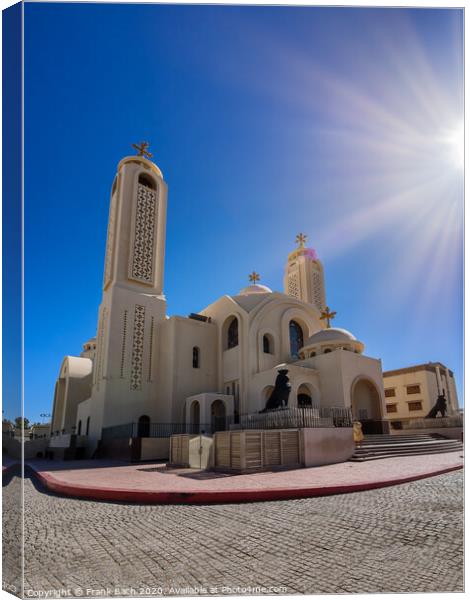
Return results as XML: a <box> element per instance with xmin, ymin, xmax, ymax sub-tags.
<box><xmin>305</xmin><ymin>327</ymin><xmax>357</xmax><ymax>346</ymax></box>
<box><xmin>300</xmin><ymin>327</ymin><xmax>364</xmax><ymax>356</ymax></box>
<box><xmin>238</xmin><ymin>284</ymin><xmax>273</xmax><ymax>295</ymax></box>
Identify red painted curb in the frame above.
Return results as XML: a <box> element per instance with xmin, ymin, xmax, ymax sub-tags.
<box><xmin>31</xmin><ymin>464</ymin><xmax>463</xmax><ymax>505</ymax></box>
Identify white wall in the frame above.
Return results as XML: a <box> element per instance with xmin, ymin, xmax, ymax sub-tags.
<box><xmin>301</xmin><ymin>427</ymin><xmax>354</xmax><ymax>466</ymax></box>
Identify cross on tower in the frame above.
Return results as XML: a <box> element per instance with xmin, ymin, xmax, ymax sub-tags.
<box><xmin>320</xmin><ymin>306</ymin><xmax>337</xmax><ymax>328</ymax></box>
<box><xmin>132</xmin><ymin>141</ymin><xmax>153</xmax><ymax>159</ymax></box>
<box><xmin>296</xmin><ymin>233</ymin><xmax>307</xmax><ymax>248</ymax></box>
<box><xmin>249</xmin><ymin>271</ymin><xmax>261</xmax><ymax>284</ymax></box>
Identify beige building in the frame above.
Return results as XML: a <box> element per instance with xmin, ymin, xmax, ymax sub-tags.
<box><xmin>50</xmin><ymin>148</ymin><xmax>391</xmax><ymax>457</ymax></box>
<box><xmin>383</xmin><ymin>362</ymin><xmax>460</xmax><ymax>430</ymax></box>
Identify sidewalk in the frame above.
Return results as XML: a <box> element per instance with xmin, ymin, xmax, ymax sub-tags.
<box><xmin>21</xmin><ymin>450</ymin><xmax>464</xmax><ymax>504</ymax></box>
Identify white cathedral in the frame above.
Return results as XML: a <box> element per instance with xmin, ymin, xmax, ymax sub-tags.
<box><xmin>51</xmin><ymin>147</ymin><xmax>387</xmax><ymax>457</ymax></box>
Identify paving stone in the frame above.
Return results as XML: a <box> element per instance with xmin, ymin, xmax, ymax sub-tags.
<box><xmin>2</xmin><ymin>471</ymin><xmax>464</xmax><ymax>597</ymax></box>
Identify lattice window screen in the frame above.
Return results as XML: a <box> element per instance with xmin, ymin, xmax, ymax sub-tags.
<box><xmin>129</xmin><ymin>183</ymin><xmax>158</xmax><ymax>284</ymax></box>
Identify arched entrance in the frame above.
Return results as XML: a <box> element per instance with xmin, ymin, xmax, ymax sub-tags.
<box><xmin>190</xmin><ymin>401</ymin><xmax>200</xmax><ymax>433</ymax></box>
<box><xmin>351</xmin><ymin>378</ymin><xmax>383</xmax><ymax>434</ymax></box>
<box><xmin>137</xmin><ymin>415</ymin><xmax>150</xmax><ymax>437</ymax></box>
<box><xmin>297</xmin><ymin>384</ymin><xmax>313</xmax><ymax>408</ymax></box>
<box><xmin>211</xmin><ymin>400</ymin><xmax>226</xmax><ymax>433</ymax></box>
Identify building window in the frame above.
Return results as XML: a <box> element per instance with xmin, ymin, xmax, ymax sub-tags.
<box><xmin>77</xmin><ymin>420</ymin><xmax>82</xmax><ymax>435</ymax></box>
<box><xmin>408</xmin><ymin>401</ymin><xmax>423</xmax><ymax>411</ymax></box>
<box><xmin>192</xmin><ymin>346</ymin><xmax>200</xmax><ymax>368</ymax></box>
<box><xmin>263</xmin><ymin>334</ymin><xmax>274</xmax><ymax>354</ymax></box>
<box><xmin>310</xmin><ymin>351</ymin><xmax>316</xmax><ymax>357</ymax></box>
<box><xmin>385</xmin><ymin>388</ymin><xmax>396</xmax><ymax>398</ymax></box>
<box><xmin>386</xmin><ymin>404</ymin><xmax>398</xmax><ymax>413</ymax></box>
<box><xmin>289</xmin><ymin>320</ymin><xmax>304</xmax><ymax>357</ymax></box>
<box><xmin>86</xmin><ymin>417</ymin><xmax>90</xmax><ymax>436</ymax></box>
<box><xmin>323</xmin><ymin>348</ymin><xmax>332</xmax><ymax>354</ymax></box>
<box><xmin>406</xmin><ymin>385</ymin><xmax>421</xmax><ymax>395</ymax></box>
<box><xmin>227</xmin><ymin>317</ymin><xmax>239</xmax><ymax>349</ymax></box>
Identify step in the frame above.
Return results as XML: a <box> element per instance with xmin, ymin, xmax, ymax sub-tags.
<box><xmin>352</xmin><ymin>444</ymin><xmax>462</xmax><ymax>457</ymax></box>
<box><xmin>356</xmin><ymin>440</ymin><xmax>460</xmax><ymax>450</ymax></box>
<box><xmin>350</xmin><ymin>432</ymin><xmax>462</xmax><ymax>462</ymax></box>
<box><xmin>350</xmin><ymin>446</ymin><xmax>463</xmax><ymax>461</ymax></box>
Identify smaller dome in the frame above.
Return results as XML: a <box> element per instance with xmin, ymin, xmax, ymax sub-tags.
<box><xmin>238</xmin><ymin>284</ymin><xmax>273</xmax><ymax>295</ymax></box>
<box><xmin>305</xmin><ymin>327</ymin><xmax>357</xmax><ymax>346</ymax></box>
<box><xmin>301</xmin><ymin>327</ymin><xmax>364</xmax><ymax>355</ymax></box>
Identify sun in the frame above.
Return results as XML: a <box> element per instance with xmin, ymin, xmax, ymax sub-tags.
<box><xmin>440</xmin><ymin>124</ymin><xmax>464</xmax><ymax>170</ymax></box>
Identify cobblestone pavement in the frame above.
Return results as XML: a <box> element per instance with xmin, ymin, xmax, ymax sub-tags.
<box><xmin>3</xmin><ymin>470</ymin><xmax>464</xmax><ymax>597</ymax></box>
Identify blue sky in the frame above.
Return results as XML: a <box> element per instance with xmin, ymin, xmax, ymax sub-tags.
<box><xmin>16</xmin><ymin>3</ymin><xmax>463</xmax><ymax>422</ymax></box>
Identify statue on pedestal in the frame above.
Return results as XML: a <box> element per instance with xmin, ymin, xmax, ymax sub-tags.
<box><xmin>261</xmin><ymin>369</ymin><xmax>291</xmax><ymax>412</ymax></box>
<box><xmin>426</xmin><ymin>392</ymin><xmax>447</xmax><ymax>418</ymax></box>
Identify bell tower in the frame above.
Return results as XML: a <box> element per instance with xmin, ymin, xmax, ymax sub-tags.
<box><xmin>88</xmin><ymin>142</ymin><xmax>168</xmax><ymax>443</ymax></box>
<box><xmin>283</xmin><ymin>233</ymin><xmax>326</xmax><ymax>310</ymax></box>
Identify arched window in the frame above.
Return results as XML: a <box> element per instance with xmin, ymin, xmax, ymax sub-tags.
<box><xmin>77</xmin><ymin>420</ymin><xmax>82</xmax><ymax>435</ymax></box>
<box><xmin>138</xmin><ymin>173</ymin><xmax>156</xmax><ymax>190</ymax></box>
<box><xmin>192</xmin><ymin>346</ymin><xmax>200</xmax><ymax>368</ymax></box>
<box><xmin>227</xmin><ymin>317</ymin><xmax>239</xmax><ymax>349</ymax></box>
<box><xmin>263</xmin><ymin>334</ymin><xmax>274</xmax><ymax>354</ymax></box>
<box><xmin>86</xmin><ymin>416</ymin><xmax>90</xmax><ymax>436</ymax></box>
<box><xmin>289</xmin><ymin>320</ymin><xmax>304</xmax><ymax>357</ymax></box>
<box><xmin>310</xmin><ymin>351</ymin><xmax>316</xmax><ymax>357</ymax></box>
<box><xmin>324</xmin><ymin>348</ymin><xmax>332</xmax><ymax>354</ymax></box>
<box><xmin>137</xmin><ymin>415</ymin><xmax>151</xmax><ymax>437</ymax></box>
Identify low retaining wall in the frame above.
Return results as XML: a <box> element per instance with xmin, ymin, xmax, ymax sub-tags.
<box><xmin>98</xmin><ymin>437</ymin><xmax>170</xmax><ymax>461</ymax></box>
<box><xmin>301</xmin><ymin>427</ymin><xmax>354</xmax><ymax>467</ymax></box>
<box><xmin>213</xmin><ymin>427</ymin><xmax>354</xmax><ymax>473</ymax></box>
<box><xmin>140</xmin><ymin>438</ymin><xmax>170</xmax><ymax>461</ymax></box>
<box><xmin>2</xmin><ymin>436</ymin><xmax>50</xmax><ymax>460</ymax></box>
<box><xmin>214</xmin><ymin>429</ymin><xmax>302</xmax><ymax>473</ymax></box>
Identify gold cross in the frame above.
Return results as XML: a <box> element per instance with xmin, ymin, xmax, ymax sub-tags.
<box><xmin>132</xmin><ymin>141</ymin><xmax>153</xmax><ymax>159</ymax></box>
<box><xmin>248</xmin><ymin>271</ymin><xmax>260</xmax><ymax>284</ymax></box>
<box><xmin>296</xmin><ymin>233</ymin><xmax>307</xmax><ymax>248</ymax></box>
<box><xmin>320</xmin><ymin>306</ymin><xmax>337</xmax><ymax>328</ymax></box>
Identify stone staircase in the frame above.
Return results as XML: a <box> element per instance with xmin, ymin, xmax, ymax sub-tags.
<box><xmin>350</xmin><ymin>433</ymin><xmax>463</xmax><ymax>462</ymax></box>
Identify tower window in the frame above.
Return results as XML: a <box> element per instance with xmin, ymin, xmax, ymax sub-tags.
<box><xmin>289</xmin><ymin>320</ymin><xmax>304</xmax><ymax>357</ymax></box>
<box><xmin>77</xmin><ymin>420</ymin><xmax>82</xmax><ymax>435</ymax></box>
<box><xmin>227</xmin><ymin>317</ymin><xmax>239</xmax><ymax>349</ymax></box>
<box><xmin>192</xmin><ymin>346</ymin><xmax>200</xmax><ymax>369</ymax></box>
<box><xmin>138</xmin><ymin>173</ymin><xmax>156</xmax><ymax>190</ymax></box>
<box><xmin>86</xmin><ymin>417</ymin><xmax>90</xmax><ymax>436</ymax></box>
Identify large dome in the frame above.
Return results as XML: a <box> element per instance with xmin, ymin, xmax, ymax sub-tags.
<box><xmin>238</xmin><ymin>283</ymin><xmax>273</xmax><ymax>295</ymax></box>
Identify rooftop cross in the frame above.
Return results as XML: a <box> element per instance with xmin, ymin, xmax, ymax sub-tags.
<box><xmin>296</xmin><ymin>233</ymin><xmax>308</xmax><ymax>248</ymax></box>
<box><xmin>320</xmin><ymin>306</ymin><xmax>337</xmax><ymax>328</ymax></box>
<box><xmin>248</xmin><ymin>271</ymin><xmax>261</xmax><ymax>284</ymax></box>
<box><xmin>132</xmin><ymin>141</ymin><xmax>153</xmax><ymax>159</ymax></box>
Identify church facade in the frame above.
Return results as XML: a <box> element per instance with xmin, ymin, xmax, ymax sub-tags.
<box><xmin>50</xmin><ymin>150</ymin><xmax>387</xmax><ymax>456</ymax></box>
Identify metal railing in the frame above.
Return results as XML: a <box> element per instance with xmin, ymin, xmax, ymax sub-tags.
<box><xmin>101</xmin><ymin>407</ymin><xmax>353</xmax><ymax>440</ymax></box>
<box><xmin>237</xmin><ymin>407</ymin><xmax>352</xmax><ymax>430</ymax></box>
